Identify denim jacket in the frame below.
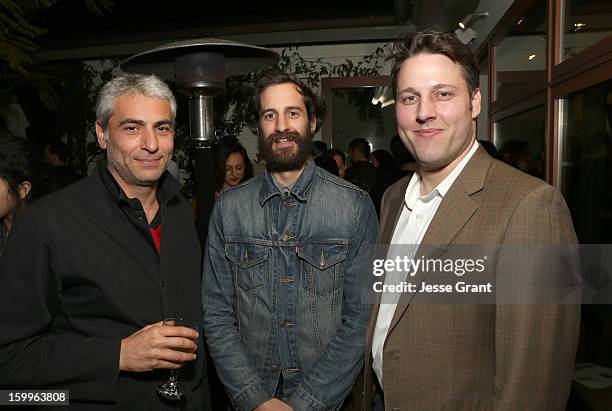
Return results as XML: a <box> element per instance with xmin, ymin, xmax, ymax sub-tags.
<box><xmin>203</xmin><ymin>160</ymin><xmax>378</xmax><ymax>410</ymax></box>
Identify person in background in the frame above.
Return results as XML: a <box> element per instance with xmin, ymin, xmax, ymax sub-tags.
<box><xmin>328</xmin><ymin>148</ymin><xmax>346</xmax><ymax>179</ymax></box>
<box><xmin>369</xmin><ymin>149</ymin><xmax>400</xmax><ymax>217</ymax></box>
<box><xmin>0</xmin><ymin>133</ymin><xmax>39</xmax><ymax>255</ymax></box>
<box><xmin>213</xmin><ymin>136</ymin><xmax>254</xmax><ymax>199</ymax></box>
<box><xmin>389</xmin><ymin>134</ymin><xmax>418</xmax><ymax>178</ymax></box>
<box><xmin>371</xmin><ymin>149</ymin><xmax>398</xmax><ymax>175</ymax></box>
<box><xmin>499</xmin><ymin>139</ymin><xmax>530</xmax><ymax>173</ymax></box>
<box><xmin>314</xmin><ymin>149</ymin><xmax>340</xmax><ymax>176</ymax></box>
<box><xmin>312</xmin><ymin>140</ymin><xmax>327</xmax><ymax>160</ymax></box>
<box><xmin>43</xmin><ymin>139</ymin><xmax>82</xmax><ymax>191</ymax></box>
<box><xmin>478</xmin><ymin>139</ymin><xmax>500</xmax><ymax>159</ymax></box>
<box><xmin>345</xmin><ymin>137</ymin><xmax>378</xmax><ymax>193</ymax></box>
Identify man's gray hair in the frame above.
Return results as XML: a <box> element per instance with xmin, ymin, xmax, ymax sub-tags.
<box><xmin>95</xmin><ymin>74</ymin><xmax>176</xmax><ymax>131</ymax></box>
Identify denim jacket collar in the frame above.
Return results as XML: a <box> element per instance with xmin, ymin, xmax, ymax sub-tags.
<box><xmin>259</xmin><ymin>159</ymin><xmax>316</xmax><ymax>206</ymax></box>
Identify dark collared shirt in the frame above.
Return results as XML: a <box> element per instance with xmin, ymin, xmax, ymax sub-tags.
<box><xmin>0</xmin><ymin>164</ymin><xmax>205</xmax><ymax>409</ymax></box>
<box><xmin>98</xmin><ymin>166</ymin><xmax>165</xmax><ymax>251</ymax></box>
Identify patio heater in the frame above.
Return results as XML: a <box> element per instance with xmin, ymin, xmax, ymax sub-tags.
<box><xmin>120</xmin><ymin>39</ymin><xmax>278</xmax><ymax>245</ymax></box>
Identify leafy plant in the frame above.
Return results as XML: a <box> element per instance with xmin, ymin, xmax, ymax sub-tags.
<box><xmin>211</xmin><ymin>44</ymin><xmax>391</xmax><ymax>140</ymax></box>
<box><xmin>12</xmin><ymin>42</ymin><xmax>389</xmax><ymax>198</ymax></box>
<box><xmin>0</xmin><ymin>0</ymin><xmax>114</xmax><ymax>122</ymax></box>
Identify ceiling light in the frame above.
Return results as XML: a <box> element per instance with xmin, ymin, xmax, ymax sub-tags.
<box><xmin>371</xmin><ymin>86</ymin><xmax>383</xmax><ymax>105</ymax></box>
<box><xmin>529</xmin><ymin>54</ymin><xmax>536</xmax><ymax>60</ymax></box>
<box><xmin>376</xmin><ymin>87</ymin><xmax>394</xmax><ymax>108</ymax></box>
<box><xmin>574</xmin><ymin>22</ymin><xmax>586</xmax><ymax>31</ymax></box>
<box><xmin>458</xmin><ymin>12</ymin><xmax>489</xmax><ymax>30</ymax></box>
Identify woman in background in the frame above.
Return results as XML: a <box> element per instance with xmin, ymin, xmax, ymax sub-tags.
<box><xmin>0</xmin><ymin>133</ymin><xmax>40</xmax><ymax>255</ymax></box>
<box><xmin>213</xmin><ymin>137</ymin><xmax>254</xmax><ymax>199</ymax></box>
<box><xmin>328</xmin><ymin>148</ymin><xmax>346</xmax><ymax>179</ymax></box>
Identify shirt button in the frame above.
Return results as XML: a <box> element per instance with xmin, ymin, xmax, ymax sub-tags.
<box><xmin>281</xmin><ymin>234</ymin><xmax>295</xmax><ymax>242</ymax></box>
<box><xmin>271</xmin><ymin>365</ymin><xmax>279</xmax><ymax>373</ymax></box>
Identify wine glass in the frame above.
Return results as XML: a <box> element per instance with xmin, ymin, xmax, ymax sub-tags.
<box><xmin>156</xmin><ymin>317</ymin><xmax>197</xmax><ymax>401</ymax></box>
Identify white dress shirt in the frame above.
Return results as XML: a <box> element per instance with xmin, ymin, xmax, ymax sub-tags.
<box><xmin>372</xmin><ymin>141</ymin><xmax>479</xmax><ymax>386</ymax></box>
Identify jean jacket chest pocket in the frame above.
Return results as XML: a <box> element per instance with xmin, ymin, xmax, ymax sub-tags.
<box><xmin>298</xmin><ymin>243</ymin><xmax>348</xmax><ymax>297</ymax></box>
<box><xmin>225</xmin><ymin>243</ymin><xmax>269</xmax><ymax>290</ymax></box>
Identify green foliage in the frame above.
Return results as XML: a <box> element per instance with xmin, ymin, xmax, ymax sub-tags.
<box><xmin>0</xmin><ymin>0</ymin><xmax>114</xmax><ymax>119</ymax></box>
<box><xmin>0</xmin><ymin>0</ymin><xmax>55</xmax><ymax>116</ymax></box>
<box><xmin>57</xmin><ymin>59</ymin><xmax>119</xmax><ymax>175</ymax></box>
<box><xmin>212</xmin><ymin>44</ymin><xmax>391</xmax><ymax>140</ymax></box>
<box><xmin>170</xmin><ymin>45</ymin><xmax>389</xmax><ymax>198</ymax></box>
<box><xmin>82</xmin><ymin>0</ymin><xmax>112</xmax><ymax>16</ymax></box>
<box><xmin>12</xmin><ymin>43</ymin><xmax>388</xmax><ymax>198</ymax></box>
<box><xmin>0</xmin><ymin>0</ymin><xmax>55</xmax><ymax>75</ymax></box>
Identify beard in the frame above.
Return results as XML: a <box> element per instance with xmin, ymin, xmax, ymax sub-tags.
<box><xmin>259</xmin><ymin>128</ymin><xmax>313</xmax><ymax>173</ymax></box>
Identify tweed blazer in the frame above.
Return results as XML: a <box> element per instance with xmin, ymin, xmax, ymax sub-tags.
<box><xmin>360</xmin><ymin>146</ymin><xmax>580</xmax><ymax>411</ymax></box>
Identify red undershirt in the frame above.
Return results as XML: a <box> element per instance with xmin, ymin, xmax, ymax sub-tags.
<box><xmin>149</xmin><ymin>224</ymin><xmax>163</xmax><ymax>254</ymax></box>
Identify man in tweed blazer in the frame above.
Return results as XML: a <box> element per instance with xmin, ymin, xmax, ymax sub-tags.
<box><xmin>361</xmin><ymin>31</ymin><xmax>580</xmax><ymax>410</ymax></box>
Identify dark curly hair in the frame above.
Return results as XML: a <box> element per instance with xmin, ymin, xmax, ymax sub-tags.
<box><xmin>0</xmin><ymin>133</ymin><xmax>40</xmax><ymax>211</ymax></box>
<box><xmin>213</xmin><ymin>136</ymin><xmax>254</xmax><ymax>191</ymax></box>
<box><xmin>251</xmin><ymin>68</ymin><xmax>325</xmax><ymax>133</ymax></box>
<box><xmin>390</xmin><ymin>31</ymin><xmax>480</xmax><ymax>98</ymax></box>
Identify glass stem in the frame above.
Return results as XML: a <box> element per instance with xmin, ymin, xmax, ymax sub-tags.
<box><xmin>169</xmin><ymin>369</ymin><xmax>178</xmax><ymax>381</ymax></box>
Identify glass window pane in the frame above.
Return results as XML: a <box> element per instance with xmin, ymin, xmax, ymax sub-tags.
<box><xmin>494</xmin><ymin>1</ymin><xmax>547</xmax><ymax>101</ymax></box>
<box><xmin>331</xmin><ymin>87</ymin><xmax>397</xmax><ymax>154</ymax></box>
<box><xmin>558</xmin><ymin>79</ymin><xmax>612</xmax><ymax>242</ymax></box>
<box><xmin>477</xmin><ymin>57</ymin><xmax>490</xmax><ymax>141</ymax></box>
<box><xmin>494</xmin><ymin>105</ymin><xmax>546</xmax><ymax>180</ymax></box>
<box><xmin>561</xmin><ymin>0</ymin><xmax>612</xmax><ymax>62</ymax></box>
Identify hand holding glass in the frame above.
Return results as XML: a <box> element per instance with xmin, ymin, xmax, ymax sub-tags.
<box><xmin>156</xmin><ymin>317</ymin><xmax>198</xmax><ymax>401</ymax></box>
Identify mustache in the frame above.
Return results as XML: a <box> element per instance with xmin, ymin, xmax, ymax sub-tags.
<box><xmin>268</xmin><ymin>131</ymin><xmax>301</xmax><ymax>143</ymax></box>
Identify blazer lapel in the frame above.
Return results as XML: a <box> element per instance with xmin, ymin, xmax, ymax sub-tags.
<box><xmin>380</xmin><ymin>176</ymin><xmax>412</xmax><ymax>245</ymax></box>
<box><xmin>386</xmin><ymin>146</ymin><xmax>492</xmax><ymax>335</ymax></box>
<box><xmin>366</xmin><ymin>175</ymin><xmax>413</xmax><ymax>348</ymax></box>
<box><xmin>373</xmin><ymin>175</ymin><xmax>413</xmax><ymax>309</ymax></box>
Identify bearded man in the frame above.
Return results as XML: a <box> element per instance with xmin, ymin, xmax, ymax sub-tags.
<box><xmin>202</xmin><ymin>69</ymin><xmax>378</xmax><ymax>411</ymax></box>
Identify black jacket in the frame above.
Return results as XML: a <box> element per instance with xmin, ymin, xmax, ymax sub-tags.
<box><xmin>0</xmin><ymin>166</ymin><xmax>206</xmax><ymax>410</ymax></box>
<box><xmin>345</xmin><ymin>161</ymin><xmax>379</xmax><ymax>194</ymax></box>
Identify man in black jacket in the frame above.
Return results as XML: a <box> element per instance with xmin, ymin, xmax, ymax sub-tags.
<box><xmin>0</xmin><ymin>74</ymin><xmax>208</xmax><ymax>410</ymax></box>
<box><xmin>345</xmin><ymin>138</ymin><xmax>378</xmax><ymax>194</ymax></box>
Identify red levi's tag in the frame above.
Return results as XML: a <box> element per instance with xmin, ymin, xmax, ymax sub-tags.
<box><xmin>149</xmin><ymin>224</ymin><xmax>163</xmax><ymax>254</ymax></box>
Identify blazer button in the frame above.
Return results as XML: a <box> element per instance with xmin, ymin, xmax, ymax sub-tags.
<box><xmin>271</xmin><ymin>365</ymin><xmax>279</xmax><ymax>373</ymax></box>
<box><xmin>160</xmin><ymin>281</ymin><xmax>165</xmax><ymax>288</ymax></box>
